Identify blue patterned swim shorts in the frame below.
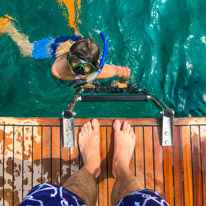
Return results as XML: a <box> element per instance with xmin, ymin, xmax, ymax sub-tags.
<box><xmin>19</xmin><ymin>183</ymin><xmax>86</xmax><ymax>206</ymax></box>
<box><xmin>20</xmin><ymin>184</ymin><xmax>169</xmax><ymax>206</ymax></box>
<box><xmin>116</xmin><ymin>189</ymin><xmax>169</xmax><ymax>206</ymax></box>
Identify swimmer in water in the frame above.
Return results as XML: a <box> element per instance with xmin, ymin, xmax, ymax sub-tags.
<box><xmin>0</xmin><ymin>15</ymin><xmax>130</xmax><ymax>83</ymax></box>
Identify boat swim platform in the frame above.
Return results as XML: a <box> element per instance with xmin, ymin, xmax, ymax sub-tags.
<box><xmin>0</xmin><ymin>117</ymin><xmax>206</xmax><ymax>206</ymax></box>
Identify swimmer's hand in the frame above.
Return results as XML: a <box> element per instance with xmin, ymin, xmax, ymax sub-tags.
<box><xmin>95</xmin><ymin>64</ymin><xmax>130</xmax><ymax>80</ymax></box>
<box><xmin>117</xmin><ymin>66</ymin><xmax>131</xmax><ymax>81</ymax></box>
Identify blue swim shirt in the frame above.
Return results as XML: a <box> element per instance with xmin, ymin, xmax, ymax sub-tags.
<box><xmin>32</xmin><ymin>35</ymin><xmax>82</xmax><ymax>60</ymax></box>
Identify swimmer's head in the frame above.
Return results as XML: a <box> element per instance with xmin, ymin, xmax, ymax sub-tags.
<box><xmin>68</xmin><ymin>38</ymin><xmax>100</xmax><ymax>66</ymax></box>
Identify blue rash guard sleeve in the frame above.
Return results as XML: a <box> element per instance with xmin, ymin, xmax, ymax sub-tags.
<box><xmin>32</xmin><ymin>35</ymin><xmax>82</xmax><ymax>60</ymax></box>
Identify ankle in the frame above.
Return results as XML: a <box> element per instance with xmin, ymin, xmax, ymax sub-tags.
<box><xmin>84</xmin><ymin>165</ymin><xmax>101</xmax><ymax>178</ymax></box>
<box><xmin>113</xmin><ymin>161</ymin><xmax>131</xmax><ymax>178</ymax></box>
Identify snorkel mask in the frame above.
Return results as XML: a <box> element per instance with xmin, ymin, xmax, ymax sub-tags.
<box><xmin>67</xmin><ymin>56</ymin><xmax>98</xmax><ymax>76</ymax></box>
<box><xmin>69</xmin><ymin>32</ymin><xmax>108</xmax><ymax>88</ymax></box>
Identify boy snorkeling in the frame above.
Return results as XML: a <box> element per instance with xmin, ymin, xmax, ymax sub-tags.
<box><xmin>0</xmin><ymin>15</ymin><xmax>130</xmax><ymax>86</ymax></box>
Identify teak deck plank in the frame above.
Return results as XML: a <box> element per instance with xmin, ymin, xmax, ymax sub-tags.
<box><xmin>23</xmin><ymin>126</ymin><xmax>32</xmax><ymax>198</ymax></box>
<box><xmin>0</xmin><ymin>126</ymin><xmax>4</xmax><ymax>206</ymax></box>
<box><xmin>182</xmin><ymin>126</ymin><xmax>193</xmax><ymax>206</ymax></box>
<box><xmin>61</xmin><ymin>130</ymin><xmax>70</xmax><ymax>186</ymax></box>
<box><xmin>0</xmin><ymin>117</ymin><xmax>206</xmax><ymax>206</ymax></box>
<box><xmin>99</xmin><ymin>127</ymin><xmax>107</xmax><ymax>206</ymax></box>
<box><xmin>163</xmin><ymin>146</ymin><xmax>174</xmax><ymax>206</ymax></box>
<box><xmin>200</xmin><ymin>126</ymin><xmax>206</xmax><ymax>206</ymax></box>
<box><xmin>173</xmin><ymin>126</ymin><xmax>184</xmax><ymax>206</ymax></box>
<box><xmin>70</xmin><ymin>127</ymin><xmax>80</xmax><ymax>176</ymax></box>
<box><xmin>42</xmin><ymin>127</ymin><xmax>51</xmax><ymax>184</ymax></box>
<box><xmin>51</xmin><ymin>127</ymin><xmax>61</xmax><ymax>185</ymax></box>
<box><xmin>107</xmin><ymin>127</ymin><xmax>115</xmax><ymax>206</ymax></box>
<box><xmin>144</xmin><ymin>127</ymin><xmax>154</xmax><ymax>190</ymax></box>
<box><xmin>191</xmin><ymin>126</ymin><xmax>202</xmax><ymax>206</ymax></box>
<box><xmin>135</xmin><ymin>127</ymin><xmax>145</xmax><ymax>188</ymax></box>
<box><xmin>4</xmin><ymin>126</ymin><xmax>14</xmax><ymax>206</ymax></box>
<box><xmin>153</xmin><ymin>126</ymin><xmax>164</xmax><ymax>197</ymax></box>
<box><xmin>33</xmin><ymin>126</ymin><xmax>42</xmax><ymax>187</ymax></box>
<box><xmin>13</xmin><ymin>126</ymin><xmax>23</xmax><ymax>204</ymax></box>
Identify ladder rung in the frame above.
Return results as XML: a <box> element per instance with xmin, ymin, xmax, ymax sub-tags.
<box><xmin>79</xmin><ymin>95</ymin><xmax>151</xmax><ymax>102</ymax></box>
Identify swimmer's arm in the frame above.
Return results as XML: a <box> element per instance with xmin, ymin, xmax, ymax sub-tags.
<box><xmin>95</xmin><ymin>64</ymin><xmax>131</xmax><ymax>80</ymax></box>
<box><xmin>51</xmin><ymin>66</ymin><xmax>73</xmax><ymax>81</ymax></box>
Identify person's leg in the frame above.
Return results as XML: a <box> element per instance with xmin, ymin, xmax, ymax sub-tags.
<box><xmin>0</xmin><ymin>15</ymin><xmax>33</xmax><ymax>57</ymax></box>
<box><xmin>111</xmin><ymin>120</ymin><xmax>143</xmax><ymax>206</ymax></box>
<box><xmin>63</xmin><ymin>119</ymin><xmax>101</xmax><ymax>206</ymax></box>
<box><xmin>20</xmin><ymin>119</ymin><xmax>100</xmax><ymax>206</ymax></box>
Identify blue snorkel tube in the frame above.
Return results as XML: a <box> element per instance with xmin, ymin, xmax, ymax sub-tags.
<box><xmin>69</xmin><ymin>32</ymin><xmax>108</xmax><ymax>88</ymax></box>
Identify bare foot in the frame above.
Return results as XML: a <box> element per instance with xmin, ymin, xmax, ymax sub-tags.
<box><xmin>0</xmin><ymin>17</ymin><xmax>11</xmax><ymax>35</ymax></box>
<box><xmin>0</xmin><ymin>15</ymin><xmax>33</xmax><ymax>57</ymax></box>
<box><xmin>112</xmin><ymin>120</ymin><xmax>136</xmax><ymax>178</ymax></box>
<box><xmin>79</xmin><ymin>119</ymin><xmax>101</xmax><ymax>178</ymax></box>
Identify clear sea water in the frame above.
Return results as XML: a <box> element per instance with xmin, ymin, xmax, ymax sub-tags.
<box><xmin>0</xmin><ymin>0</ymin><xmax>206</xmax><ymax>118</ymax></box>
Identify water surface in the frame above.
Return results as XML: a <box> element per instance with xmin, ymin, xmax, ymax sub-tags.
<box><xmin>0</xmin><ymin>0</ymin><xmax>206</xmax><ymax>118</ymax></box>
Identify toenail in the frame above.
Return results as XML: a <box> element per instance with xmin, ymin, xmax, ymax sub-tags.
<box><xmin>92</xmin><ymin>119</ymin><xmax>98</xmax><ymax>124</ymax></box>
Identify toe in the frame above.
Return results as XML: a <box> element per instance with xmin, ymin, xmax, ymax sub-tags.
<box><xmin>4</xmin><ymin>14</ymin><xmax>15</xmax><ymax>21</ymax></box>
<box><xmin>82</xmin><ymin>123</ymin><xmax>88</xmax><ymax>133</ymax></box>
<box><xmin>132</xmin><ymin>133</ymin><xmax>136</xmax><ymax>140</ymax></box>
<box><xmin>80</xmin><ymin>125</ymin><xmax>84</xmax><ymax>134</ymax></box>
<box><xmin>126</xmin><ymin>123</ymin><xmax>131</xmax><ymax>133</ymax></box>
<box><xmin>87</xmin><ymin>121</ymin><xmax>92</xmax><ymax>132</ymax></box>
<box><xmin>92</xmin><ymin>119</ymin><xmax>100</xmax><ymax>131</ymax></box>
<box><xmin>129</xmin><ymin>127</ymin><xmax>134</xmax><ymax>136</ymax></box>
<box><xmin>123</xmin><ymin>121</ymin><xmax>128</xmax><ymax>132</ymax></box>
<box><xmin>79</xmin><ymin>127</ymin><xmax>85</xmax><ymax>137</ymax></box>
<box><xmin>0</xmin><ymin>18</ymin><xmax>10</xmax><ymax>34</ymax></box>
<box><xmin>78</xmin><ymin>132</ymin><xmax>83</xmax><ymax>144</ymax></box>
<box><xmin>113</xmin><ymin>119</ymin><xmax>121</xmax><ymax>130</ymax></box>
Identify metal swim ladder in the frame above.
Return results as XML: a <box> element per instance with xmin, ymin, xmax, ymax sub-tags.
<box><xmin>62</xmin><ymin>83</ymin><xmax>174</xmax><ymax>148</ymax></box>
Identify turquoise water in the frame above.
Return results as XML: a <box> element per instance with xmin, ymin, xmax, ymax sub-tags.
<box><xmin>0</xmin><ymin>0</ymin><xmax>206</xmax><ymax>118</ymax></box>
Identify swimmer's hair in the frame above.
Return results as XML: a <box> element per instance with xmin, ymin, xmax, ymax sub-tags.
<box><xmin>68</xmin><ymin>38</ymin><xmax>100</xmax><ymax>66</ymax></box>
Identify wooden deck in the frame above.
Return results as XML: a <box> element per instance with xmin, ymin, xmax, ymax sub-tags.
<box><xmin>0</xmin><ymin>117</ymin><xmax>206</xmax><ymax>206</ymax></box>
